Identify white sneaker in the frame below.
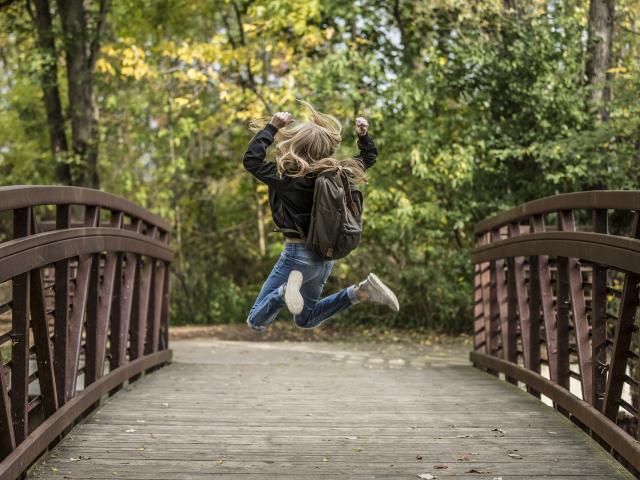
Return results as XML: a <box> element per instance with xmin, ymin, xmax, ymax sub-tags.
<box><xmin>357</xmin><ymin>273</ymin><xmax>400</xmax><ymax>312</ymax></box>
<box><xmin>284</xmin><ymin>270</ymin><xmax>304</xmax><ymax>315</ymax></box>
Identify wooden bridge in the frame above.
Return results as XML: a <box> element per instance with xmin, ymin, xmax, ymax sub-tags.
<box><xmin>0</xmin><ymin>186</ymin><xmax>638</xmax><ymax>479</ymax></box>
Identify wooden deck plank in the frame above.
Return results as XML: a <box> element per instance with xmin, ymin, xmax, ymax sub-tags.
<box><xmin>29</xmin><ymin>340</ymin><xmax>633</xmax><ymax>480</ymax></box>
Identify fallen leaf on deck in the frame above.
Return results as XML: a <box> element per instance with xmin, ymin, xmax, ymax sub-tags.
<box><xmin>125</xmin><ymin>428</ymin><xmax>136</xmax><ymax>433</ymax></box>
<box><xmin>491</xmin><ymin>428</ymin><xmax>505</xmax><ymax>435</ymax></box>
<box><xmin>417</xmin><ymin>474</ymin><xmax>436</xmax><ymax>480</ymax></box>
<box><xmin>352</xmin><ymin>448</ymin><xmax>363</xmax><ymax>452</ymax></box>
<box><xmin>456</xmin><ymin>453</ymin><xmax>477</xmax><ymax>462</ymax></box>
<box><xmin>345</xmin><ymin>436</ymin><xmax>358</xmax><ymax>440</ymax></box>
<box><xmin>416</xmin><ymin>454</ymin><xmax>423</xmax><ymax>460</ymax></box>
<box><xmin>160</xmin><ymin>402</ymin><xmax>169</xmax><ymax>407</ymax></box>
<box><xmin>467</xmin><ymin>468</ymin><xmax>489</xmax><ymax>474</ymax></box>
<box><xmin>457</xmin><ymin>434</ymin><xmax>473</xmax><ymax>438</ymax></box>
<box><xmin>508</xmin><ymin>453</ymin><xmax>523</xmax><ymax>459</ymax></box>
<box><xmin>433</xmin><ymin>464</ymin><xmax>448</xmax><ymax>469</ymax></box>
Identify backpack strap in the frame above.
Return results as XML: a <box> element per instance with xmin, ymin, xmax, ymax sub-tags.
<box><xmin>338</xmin><ymin>171</ymin><xmax>359</xmax><ymax>216</ymax></box>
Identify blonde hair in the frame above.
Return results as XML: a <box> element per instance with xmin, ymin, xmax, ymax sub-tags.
<box><xmin>249</xmin><ymin>100</ymin><xmax>368</xmax><ymax>183</ymax></box>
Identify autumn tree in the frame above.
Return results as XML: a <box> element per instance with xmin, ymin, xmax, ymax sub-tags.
<box><xmin>2</xmin><ymin>0</ymin><xmax>109</xmax><ymax>187</ymax></box>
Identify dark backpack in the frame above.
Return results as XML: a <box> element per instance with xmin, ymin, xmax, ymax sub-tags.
<box><xmin>305</xmin><ymin>170</ymin><xmax>363</xmax><ymax>260</ymax></box>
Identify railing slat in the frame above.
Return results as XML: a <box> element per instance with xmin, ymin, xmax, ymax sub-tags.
<box><xmin>556</xmin><ymin>251</ymin><xmax>572</xmax><ymax>392</ymax></box>
<box><xmin>160</xmin><ymin>263</ymin><xmax>170</xmax><ymax>351</ymax></box>
<box><xmin>130</xmin><ymin>256</ymin><xmax>153</xmax><ymax>361</ymax></box>
<box><xmin>146</xmin><ymin>261</ymin><xmax>165</xmax><ymax>354</ymax></box>
<box><xmin>491</xmin><ymin>229</ymin><xmax>515</xmax><ymax>383</ymax></box>
<box><xmin>54</xmin><ymin>204</ymin><xmax>71</xmax><ymax>407</ymax></box>
<box><xmin>603</xmin><ymin>212</ymin><xmax>640</xmax><ymax>421</ymax></box>
<box><xmin>507</xmin><ymin>222</ymin><xmax>539</xmax><ymax>396</ymax></box>
<box><xmin>28</xmin><ymin>215</ymin><xmax>58</xmax><ymax>418</ymax></box>
<box><xmin>29</xmin><ymin>267</ymin><xmax>58</xmax><ymax>418</ymax></box>
<box><xmin>479</xmin><ymin>234</ymin><xmax>493</xmax><ymax>356</ymax></box>
<box><xmin>86</xmin><ymin>211</ymin><xmax>124</xmax><ymax>385</ymax></box>
<box><xmin>591</xmin><ymin>209</ymin><xmax>608</xmax><ymax>411</ymax></box>
<box><xmin>558</xmin><ymin>210</ymin><xmax>592</xmax><ymax>402</ymax></box>
<box><xmin>473</xmin><ymin>260</ymin><xmax>486</xmax><ymax>350</ymax></box>
<box><xmin>529</xmin><ymin>215</ymin><xmax>558</xmax><ymax>383</ymax></box>
<box><xmin>65</xmin><ymin>206</ymin><xmax>100</xmax><ymax>401</ymax></box>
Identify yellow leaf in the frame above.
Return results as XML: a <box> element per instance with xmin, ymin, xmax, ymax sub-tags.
<box><xmin>96</xmin><ymin>58</ymin><xmax>116</xmax><ymax>76</ymax></box>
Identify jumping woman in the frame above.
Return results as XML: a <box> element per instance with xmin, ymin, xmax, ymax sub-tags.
<box><xmin>243</xmin><ymin>101</ymin><xmax>399</xmax><ymax>332</ymax></box>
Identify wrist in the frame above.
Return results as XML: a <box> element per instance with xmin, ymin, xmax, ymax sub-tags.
<box><xmin>265</xmin><ymin>123</ymin><xmax>279</xmax><ymax>135</ymax></box>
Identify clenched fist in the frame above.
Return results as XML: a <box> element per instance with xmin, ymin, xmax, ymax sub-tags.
<box><xmin>270</xmin><ymin>111</ymin><xmax>294</xmax><ymax>129</ymax></box>
<box><xmin>355</xmin><ymin>117</ymin><xmax>369</xmax><ymax>136</ymax></box>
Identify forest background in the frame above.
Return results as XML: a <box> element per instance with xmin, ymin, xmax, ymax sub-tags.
<box><xmin>0</xmin><ymin>0</ymin><xmax>638</xmax><ymax>332</ymax></box>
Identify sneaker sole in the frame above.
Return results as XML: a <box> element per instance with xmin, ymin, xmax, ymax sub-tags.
<box><xmin>285</xmin><ymin>270</ymin><xmax>304</xmax><ymax>315</ymax></box>
<box><xmin>368</xmin><ymin>273</ymin><xmax>400</xmax><ymax>312</ymax></box>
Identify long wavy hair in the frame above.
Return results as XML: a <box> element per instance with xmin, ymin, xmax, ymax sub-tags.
<box><xmin>249</xmin><ymin>100</ymin><xmax>368</xmax><ymax>183</ymax></box>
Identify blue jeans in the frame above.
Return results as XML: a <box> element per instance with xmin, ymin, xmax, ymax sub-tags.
<box><xmin>247</xmin><ymin>243</ymin><xmax>359</xmax><ymax>331</ymax></box>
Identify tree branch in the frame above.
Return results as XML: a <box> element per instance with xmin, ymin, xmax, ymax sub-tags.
<box><xmin>0</xmin><ymin>0</ymin><xmax>21</xmax><ymax>10</ymax></box>
<box><xmin>230</xmin><ymin>1</ymin><xmax>272</xmax><ymax>114</ymax></box>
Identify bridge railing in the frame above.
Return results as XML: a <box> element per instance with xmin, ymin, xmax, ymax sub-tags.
<box><xmin>0</xmin><ymin>186</ymin><xmax>173</xmax><ymax>479</ymax></box>
<box><xmin>471</xmin><ymin>190</ymin><xmax>640</xmax><ymax>474</ymax></box>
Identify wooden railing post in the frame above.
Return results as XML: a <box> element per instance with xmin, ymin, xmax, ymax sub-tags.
<box><xmin>11</xmin><ymin>208</ymin><xmax>31</xmax><ymax>444</ymax></box>
<box><xmin>54</xmin><ymin>204</ymin><xmax>71</xmax><ymax>406</ymax></box>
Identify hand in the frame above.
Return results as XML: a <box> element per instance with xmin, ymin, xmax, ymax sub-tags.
<box><xmin>355</xmin><ymin>117</ymin><xmax>369</xmax><ymax>136</ymax></box>
<box><xmin>270</xmin><ymin>111</ymin><xmax>294</xmax><ymax>129</ymax></box>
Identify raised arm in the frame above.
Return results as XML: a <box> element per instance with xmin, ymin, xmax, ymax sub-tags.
<box><xmin>354</xmin><ymin>117</ymin><xmax>377</xmax><ymax>170</ymax></box>
<box><xmin>242</xmin><ymin>111</ymin><xmax>293</xmax><ymax>186</ymax></box>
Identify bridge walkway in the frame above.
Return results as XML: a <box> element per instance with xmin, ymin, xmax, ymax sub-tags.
<box><xmin>29</xmin><ymin>339</ymin><xmax>632</xmax><ymax>479</ymax></box>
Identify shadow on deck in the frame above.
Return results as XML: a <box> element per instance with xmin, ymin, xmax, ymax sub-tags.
<box><xmin>28</xmin><ymin>339</ymin><xmax>632</xmax><ymax>480</ymax></box>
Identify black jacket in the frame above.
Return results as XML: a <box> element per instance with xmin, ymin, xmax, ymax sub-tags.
<box><xmin>243</xmin><ymin>123</ymin><xmax>378</xmax><ymax>238</ymax></box>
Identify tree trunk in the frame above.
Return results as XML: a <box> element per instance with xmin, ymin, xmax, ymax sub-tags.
<box><xmin>57</xmin><ymin>0</ymin><xmax>107</xmax><ymax>188</ymax></box>
<box><xmin>586</xmin><ymin>0</ymin><xmax>615</xmax><ymax>121</ymax></box>
<box><xmin>32</xmin><ymin>0</ymin><xmax>71</xmax><ymax>185</ymax></box>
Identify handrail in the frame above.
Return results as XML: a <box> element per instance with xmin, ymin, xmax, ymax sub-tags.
<box><xmin>474</xmin><ymin>190</ymin><xmax>640</xmax><ymax>234</ymax></box>
<box><xmin>471</xmin><ymin>190</ymin><xmax>640</xmax><ymax>477</ymax></box>
<box><xmin>0</xmin><ymin>185</ymin><xmax>170</xmax><ymax>232</ymax></box>
<box><xmin>0</xmin><ymin>186</ymin><xmax>173</xmax><ymax>479</ymax></box>
<box><xmin>471</xmin><ymin>231</ymin><xmax>640</xmax><ymax>272</ymax></box>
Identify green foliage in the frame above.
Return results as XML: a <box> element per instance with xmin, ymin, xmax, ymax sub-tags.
<box><xmin>1</xmin><ymin>0</ymin><xmax>639</xmax><ymax>332</ymax></box>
